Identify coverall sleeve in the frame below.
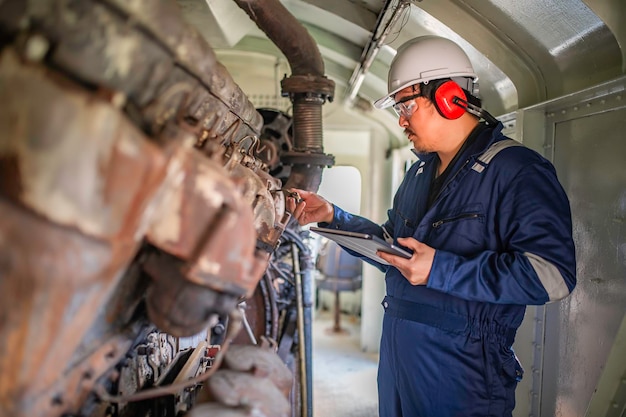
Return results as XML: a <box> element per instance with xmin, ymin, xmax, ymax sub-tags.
<box><xmin>320</xmin><ymin>205</ymin><xmax>391</xmax><ymax>273</ymax></box>
<box><xmin>427</xmin><ymin>161</ymin><xmax>577</xmax><ymax>305</ymax></box>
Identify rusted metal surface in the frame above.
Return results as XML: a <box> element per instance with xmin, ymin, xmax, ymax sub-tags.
<box><xmin>221</xmin><ymin>344</ymin><xmax>293</xmax><ymax>396</ymax></box>
<box><xmin>141</xmin><ymin>145</ymin><xmax>265</xmax><ymax>337</ymax></box>
<box><xmin>145</xmin><ymin>146</ymin><xmax>259</xmax><ymax>294</ymax></box>
<box><xmin>0</xmin><ymin>49</ymin><xmax>169</xmax><ymax>239</ymax></box>
<box><xmin>0</xmin><ymin>198</ymin><xmax>135</xmax><ymax>416</ymax></box>
<box><xmin>0</xmin><ymin>0</ymin><xmax>334</xmax><ymax>414</ymax></box>
<box><xmin>189</xmin><ymin>345</ymin><xmax>293</xmax><ymax>417</ymax></box>
<box><xmin>0</xmin><ymin>12</ymin><xmax>268</xmax><ymax>417</ymax></box>
<box><xmin>0</xmin><ymin>48</ymin><xmax>167</xmax><ymax>416</ymax></box>
<box><xmin>223</xmin><ymin>141</ymin><xmax>289</xmax><ymax>252</ymax></box>
<box><xmin>0</xmin><ymin>0</ymin><xmax>262</xmax><ymax>143</ymax></box>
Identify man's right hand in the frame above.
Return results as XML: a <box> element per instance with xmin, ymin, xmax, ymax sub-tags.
<box><xmin>285</xmin><ymin>188</ymin><xmax>334</xmax><ymax>226</ymax></box>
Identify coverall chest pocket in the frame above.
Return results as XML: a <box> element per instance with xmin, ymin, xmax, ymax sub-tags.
<box><xmin>397</xmin><ymin>210</ymin><xmax>417</xmax><ymax>238</ymax></box>
<box><xmin>430</xmin><ymin>204</ymin><xmax>486</xmax><ymax>252</ymax></box>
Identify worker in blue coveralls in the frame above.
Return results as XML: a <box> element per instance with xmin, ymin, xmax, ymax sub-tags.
<box><xmin>286</xmin><ymin>35</ymin><xmax>576</xmax><ymax>417</ymax></box>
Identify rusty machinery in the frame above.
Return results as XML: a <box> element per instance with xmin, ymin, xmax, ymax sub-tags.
<box><xmin>0</xmin><ymin>0</ymin><xmax>334</xmax><ymax>416</ymax></box>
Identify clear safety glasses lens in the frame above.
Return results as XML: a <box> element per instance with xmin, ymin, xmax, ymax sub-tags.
<box><xmin>392</xmin><ymin>93</ymin><xmax>423</xmax><ymax>118</ymax></box>
<box><xmin>393</xmin><ymin>100</ymin><xmax>417</xmax><ymax>118</ymax></box>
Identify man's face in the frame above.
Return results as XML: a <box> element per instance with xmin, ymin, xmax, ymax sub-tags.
<box><xmin>393</xmin><ymin>85</ymin><xmax>435</xmax><ymax>154</ymax></box>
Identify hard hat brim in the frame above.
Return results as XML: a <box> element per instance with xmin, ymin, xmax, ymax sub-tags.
<box><xmin>373</xmin><ymin>72</ymin><xmax>478</xmax><ymax>110</ymax></box>
<box><xmin>373</xmin><ymin>83</ymin><xmax>413</xmax><ymax>109</ymax></box>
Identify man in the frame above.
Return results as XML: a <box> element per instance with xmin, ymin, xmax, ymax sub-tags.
<box><xmin>287</xmin><ymin>36</ymin><xmax>576</xmax><ymax>417</ymax></box>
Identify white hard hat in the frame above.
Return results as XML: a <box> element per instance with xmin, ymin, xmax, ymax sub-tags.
<box><xmin>374</xmin><ymin>36</ymin><xmax>478</xmax><ymax>109</ymax></box>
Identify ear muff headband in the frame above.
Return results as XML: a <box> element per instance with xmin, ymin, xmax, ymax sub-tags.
<box><xmin>432</xmin><ymin>80</ymin><xmax>467</xmax><ymax>119</ymax></box>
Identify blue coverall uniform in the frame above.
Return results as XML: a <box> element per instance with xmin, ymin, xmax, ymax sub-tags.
<box><xmin>320</xmin><ymin>122</ymin><xmax>577</xmax><ymax>417</ymax></box>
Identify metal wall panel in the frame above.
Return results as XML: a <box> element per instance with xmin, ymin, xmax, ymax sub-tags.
<box><xmin>537</xmin><ymin>80</ymin><xmax>626</xmax><ymax>416</ymax></box>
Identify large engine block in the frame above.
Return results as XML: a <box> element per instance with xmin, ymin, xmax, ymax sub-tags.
<box><xmin>0</xmin><ymin>1</ymin><xmax>333</xmax><ymax>416</ymax></box>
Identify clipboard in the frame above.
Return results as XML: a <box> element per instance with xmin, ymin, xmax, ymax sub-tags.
<box><xmin>310</xmin><ymin>226</ymin><xmax>412</xmax><ymax>265</ymax></box>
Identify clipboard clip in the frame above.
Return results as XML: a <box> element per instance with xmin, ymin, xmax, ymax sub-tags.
<box><xmin>382</xmin><ymin>226</ymin><xmax>393</xmax><ymax>243</ymax></box>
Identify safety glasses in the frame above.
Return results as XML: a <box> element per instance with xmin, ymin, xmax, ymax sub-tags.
<box><xmin>392</xmin><ymin>93</ymin><xmax>423</xmax><ymax>118</ymax></box>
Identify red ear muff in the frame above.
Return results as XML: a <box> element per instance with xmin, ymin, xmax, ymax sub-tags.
<box><xmin>433</xmin><ymin>80</ymin><xmax>467</xmax><ymax>119</ymax></box>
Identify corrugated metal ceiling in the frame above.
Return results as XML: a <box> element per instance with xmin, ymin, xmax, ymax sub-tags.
<box><xmin>178</xmin><ymin>0</ymin><xmax>624</xmax><ymax>142</ymax></box>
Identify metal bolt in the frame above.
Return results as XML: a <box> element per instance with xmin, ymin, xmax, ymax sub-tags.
<box><xmin>25</xmin><ymin>34</ymin><xmax>49</xmax><ymax>62</ymax></box>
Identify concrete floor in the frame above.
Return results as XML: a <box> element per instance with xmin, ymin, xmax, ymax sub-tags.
<box><xmin>312</xmin><ymin>309</ymin><xmax>379</xmax><ymax>417</ymax></box>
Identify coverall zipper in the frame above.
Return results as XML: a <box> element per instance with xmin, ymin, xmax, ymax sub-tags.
<box><xmin>432</xmin><ymin>213</ymin><xmax>481</xmax><ymax>228</ymax></box>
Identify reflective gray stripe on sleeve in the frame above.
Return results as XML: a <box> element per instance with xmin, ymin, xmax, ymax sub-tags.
<box><xmin>524</xmin><ymin>252</ymin><xmax>570</xmax><ymax>301</ymax></box>
<box><xmin>472</xmin><ymin>139</ymin><xmax>523</xmax><ymax>173</ymax></box>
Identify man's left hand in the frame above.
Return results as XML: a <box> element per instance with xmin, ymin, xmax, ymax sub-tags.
<box><xmin>377</xmin><ymin>237</ymin><xmax>435</xmax><ymax>286</ymax></box>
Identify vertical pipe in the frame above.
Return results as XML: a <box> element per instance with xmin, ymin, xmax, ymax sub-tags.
<box><xmin>300</xmin><ymin>255</ymin><xmax>314</xmax><ymax>413</ymax></box>
<box><xmin>301</xmin><ymin>252</ymin><xmax>314</xmax><ymax>417</ymax></box>
<box><xmin>292</xmin><ymin>99</ymin><xmax>324</xmax><ymax>151</ymax></box>
<box><xmin>292</xmin><ymin>242</ymin><xmax>311</xmax><ymax>417</ymax></box>
<box><xmin>232</xmin><ymin>0</ymin><xmax>335</xmax><ymax>192</ymax></box>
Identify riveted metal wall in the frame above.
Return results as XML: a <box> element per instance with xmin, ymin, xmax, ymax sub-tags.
<box><xmin>516</xmin><ymin>77</ymin><xmax>626</xmax><ymax>417</ymax></box>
